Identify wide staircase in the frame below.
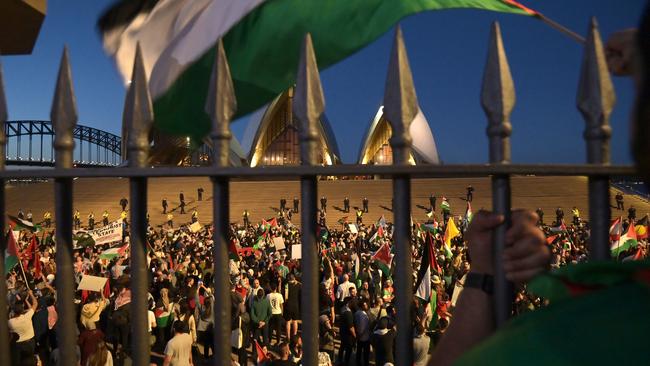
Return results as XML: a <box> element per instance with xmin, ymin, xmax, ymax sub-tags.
<box><xmin>5</xmin><ymin>176</ymin><xmax>649</xmax><ymax>229</ymax></box>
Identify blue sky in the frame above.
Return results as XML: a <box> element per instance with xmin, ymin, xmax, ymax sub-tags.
<box><xmin>1</xmin><ymin>0</ymin><xmax>644</xmax><ymax>164</ymax></box>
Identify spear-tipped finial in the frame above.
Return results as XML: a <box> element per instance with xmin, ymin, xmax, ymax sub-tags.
<box><xmin>383</xmin><ymin>25</ymin><xmax>417</xmax><ymax>165</ymax></box>
<box><xmin>577</xmin><ymin>17</ymin><xmax>615</xmax><ymax>164</ymax></box>
<box><xmin>124</xmin><ymin>43</ymin><xmax>154</xmax><ymax>168</ymax></box>
<box><xmin>206</xmin><ymin>38</ymin><xmax>236</xmax><ymax>168</ymax></box>
<box><xmin>293</xmin><ymin>33</ymin><xmax>325</xmax><ymax>166</ymax></box>
<box><xmin>481</xmin><ymin>22</ymin><xmax>515</xmax><ymax>164</ymax></box>
<box><xmin>51</xmin><ymin>47</ymin><xmax>78</xmax><ymax>169</ymax></box>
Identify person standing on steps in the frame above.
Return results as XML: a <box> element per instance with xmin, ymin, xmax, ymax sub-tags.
<box><xmin>615</xmin><ymin>192</ymin><xmax>625</xmax><ymax>210</ymax></box>
<box><xmin>197</xmin><ymin>187</ymin><xmax>204</xmax><ymax>201</ymax></box>
<box><xmin>74</xmin><ymin>210</ymin><xmax>81</xmax><ymax>230</ymax></box>
<box><xmin>343</xmin><ymin>197</ymin><xmax>350</xmax><ymax>213</ymax></box>
<box><xmin>119</xmin><ymin>197</ymin><xmax>128</xmax><ymax>212</ymax></box>
<box><xmin>293</xmin><ymin>197</ymin><xmax>299</xmax><ymax>213</ymax></box>
<box><xmin>280</xmin><ymin>198</ymin><xmax>287</xmax><ymax>212</ymax></box>
<box><xmin>363</xmin><ymin>197</ymin><xmax>369</xmax><ymax>213</ymax></box>
<box><xmin>466</xmin><ymin>185</ymin><xmax>475</xmax><ymax>202</ymax></box>
<box><xmin>162</xmin><ymin>198</ymin><xmax>168</xmax><ymax>214</ymax></box>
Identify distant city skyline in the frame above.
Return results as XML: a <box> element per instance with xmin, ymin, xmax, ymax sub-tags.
<box><xmin>1</xmin><ymin>0</ymin><xmax>644</xmax><ymax>164</ymax></box>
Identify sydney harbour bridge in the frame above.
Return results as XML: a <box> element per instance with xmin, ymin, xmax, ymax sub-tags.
<box><xmin>5</xmin><ymin>120</ymin><xmax>120</xmax><ymax>167</ymax></box>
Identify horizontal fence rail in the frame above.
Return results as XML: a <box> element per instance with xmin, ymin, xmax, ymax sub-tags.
<box><xmin>0</xmin><ymin>16</ymin><xmax>634</xmax><ymax>366</ymax></box>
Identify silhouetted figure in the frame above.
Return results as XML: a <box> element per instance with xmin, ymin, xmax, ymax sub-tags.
<box><xmin>466</xmin><ymin>185</ymin><xmax>474</xmax><ymax>202</ymax></box>
<box><xmin>243</xmin><ymin>210</ymin><xmax>250</xmax><ymax>227</ymax></box>
<box><xmin>162</xmin><ymin>198</ymin><xmax>168</xmax><ymax>214</ymax></box>
<box><xmin>280</xmin><ymin>198</ymin><xmax>287</xmax><ymax>211</ymax></box>
<box><xmin>120</xmin><ymin>197</ymin><xmax>128</xmax><ymax>211</ymax></box>
<box><xmin>180</xmin><ymin>200</ymin><xmax>186</xmax><ymax>214</ymax></box>
<box><xmin>615</xmin><ymin>192</ymin><xmax>625</xmax><ymax>210</ymax></box>
<box><xmin>197</xmin><ymin>187</ymin><xmax>204</xmax><ymax>201</ymax></box>
<box><xmin>362</xmin><ymin>197</ymin><xmax>369</xmax><ymax>213</ymax></box>
<box><xmin>344</xmin><ymin>197</ymin><xmax>350</xmax><ymax>213</ymax></box>
<box><xmin>556</xmin><ymin>207</ymin><xmax>564</xmax><ymax>225</ymax></box>
<box><xmin>629</xmin><ymin>206</ymin><xmax>637</xmax><ymax>222</ymax></box>
<box><xmin>321</xmin><ymin>196</ymin><xmax>327</xmax><ymax>213</ymax></box>
<box><xmin>293</xmin><ymin>197</ymin><xmax>299</xmax><ymax>213</ymax></box>
<box><xmin>429</xmin><ymin>194</ymin><xmax>436</xmax><ymax>210</ymax></box>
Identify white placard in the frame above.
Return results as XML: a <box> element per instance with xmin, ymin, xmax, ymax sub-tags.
<box><xmin>77</xmin><ymin>275</ymin><xmax>108</xmax><ymax>292</ymax></box>
<box><xmin>291</xmin><ymin>244</ymin><xmax>302</xmax><ymax>260</ymax></box>
<box><xmin>348</xmin><ymin>224</ymin><xmax>358</xmax><ymax>234</ymax></box>
<box><xmin>272</xmin><ymin>236</ymin><xmax>286</xmax><ymax>250</ymax></box>
<box><xmin>79</xmin><ymin>219</ymin><xmax>124</xmax><ymax>246</ymax></box>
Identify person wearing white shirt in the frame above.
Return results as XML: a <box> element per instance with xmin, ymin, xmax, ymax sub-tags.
<box><xmin>336</xmin><ymin>274</ymin><xmax>356</xmax><ymax>303</ymax></box>
<box><xmin>267</xmin><ymin>283</ymin><xmax>285</xmax><ymax>345</ymax></box>
<box><xmin>9</xmin><ymin>290</ymin><xmax>38</xmax><ymax>363</ymax></box>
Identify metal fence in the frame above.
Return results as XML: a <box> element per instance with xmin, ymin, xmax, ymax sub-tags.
<box><xmin>0</xmin><ymin>19</ymin><xmax>635</xmax><ymax>366</ymax></box>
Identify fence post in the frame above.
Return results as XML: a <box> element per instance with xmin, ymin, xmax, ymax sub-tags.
<box><xmin>207</xmin><ymin>38</ymin><xmax>235</xmax><ymax>363</ymax></box>
<box><xmin>481</xmin><ymin>22</ymin><xmax>515</xmax><ymax>327</ymax></box>
<box><xmin>293</xmin><ymin>33</ymin><xmax>323</xmax><ymax>366</ymax></box>
<box><xmin>125</xmin><ymin>44</ymin><xmax>154</xmax><ymax>366</ymax></box>
<box><xmin>577</xmin><ymin>18</ymin><xmax>615</xmax><ymax>261</ymax></box>
<box><xmin>0</xmin><ymin>58</ymin><xmax>11</xmax><ymax>366</ymax></box>
<box><xmin>51</xmin><ymin>47</ymin><xmax>78</xmax><ymax>366</ymax></box>
<box><xmin>383</xmin><ymin>25</ymin><xmax>415</xmax><ymax>366</ymax></box>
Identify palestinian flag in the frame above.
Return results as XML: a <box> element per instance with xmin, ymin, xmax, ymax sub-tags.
<box><xmin>318</xmin><ymin>225</ymin><xmax>329</xmax><ymax>243</ymax></box>
<box><xmin>99</xmin><ymin>243</ymin><xmax>129</xmax><ymax>260</ymax></box>
<box><xmin>372</xmin><ymin>242</ymin><xmax>392</xmax><ymax>278</ymax></box>
<box><xmin>464</xmin><ymin>201</ymin><xmax>473</xmax><ymax>229</ymax></box>
<box><xmin>370</xmin><ymin>226</ymin><xmax>385</xmax><ymax>243</ymax></box>
<box><xmin>4</xmin><ymin>230</ymin><xmax>19</xmax><ymax>274</ymax></box>
<box><xmin>415</xmin><ymin>233</ymin><xmax>436</xmax><ymax>300</ymax></box>
<box><xmin>443</xmin><ymin>217</ymin><xmax>460</xmax><ymax>258</ymax></box>
<box><xmin>99</xmin><ymin>0</ymin><xmax>537</xmax><ymax>142</ymax></box>
<box><xmin>635</xmin><ymin>215</ymin><xmax>648</xmax><ymax>239</ymax></box>
<box><xmin>440</xmin><ymin>200</ymin><xmax>451</xmax><ymax>213</ymax></box>
<box><xmin>254</xmin><ymin>340</ymin><xmax>270</xmax><ymax>363</ymax></box>
<box><xmin>609</xmin><ymin>217</ymin><xmax>623</xmax><ymax>241</ymax></box>
<box><xmin>154</xmin><ymin>305</ymin><xmax>173</xmax><ymax>327</ymax></box>
<box><xmin>8</xmin><ymin>215</ymin><xmax>39</xmax><ymax>232</ymax></box>
<box><xmin>420</xmin><ymin>223</ymin><xmax>437</xmax><ymax>234</ymax></box>
<box><xmin>550</xmin><ymin>221</ymin><xmax>568</xmax><ymax>233</ymax></box>
<box><xmin>337</xmin><ymin>217</ymin><xmax>348</xmax><ymax>225</ymax></box>
<box><xmin>377</xmin><ymin>215</ymin><xmax>387</xmax><ymax>228</ymax></box>
<box><xmin>546</xmin><ymin>235</ymin><xmax>559</xmax><ymax>245</ymax></box>
<box><xmin>228</xmin><ymin>239</ymin><xmax>241</xmax><ymax>261</ymax></box>
<box><xmin>611</xmin><ymin>223</ymin><xmax>638</xmax><ymax>257</ymax></box>
<box><xmin>253</xmin><ymin>235</ymin><xmax>266</xmax><ymax>249</ymax></box>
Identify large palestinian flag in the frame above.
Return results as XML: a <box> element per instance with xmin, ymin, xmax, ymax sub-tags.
<box><xmin>99</xmin><ymin>0</ymin><xmax>538</xmax><ymax>142</ymax></box>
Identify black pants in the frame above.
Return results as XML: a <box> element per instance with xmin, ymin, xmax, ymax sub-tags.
<box><xmin>337</xmin><ymin>341</ymin><xmax>354</xmax><ymax>366</ymax></box>
<box><xmin>180</xmin><ymin>205</ymin><xmax>186</xmax><ymax>214</ymax></box>
<box><xmin>617</xmin><ymin>201</ymin><xmax>624</xmax><ymax>210</ymax></box>
<box><xmin>356</xmin><ymin>340</ymin><xmax>370</xmax><ymax>366</ymax></box>
<box><xmin>14</xmin><ymin>338</ymin><xmax>35</xmax><ymax>366</ymax></box>
<box><xmin>363</xmin><ymin>203</ymin><xmax>368</xmax><ymax>213</ymax></box>
<box><xmin>198</xmin><ymin>328</ymin><xmax>214</xmax><ymax>358</ymax></box>
<box><xmin>467</xmin><ymin>193</ymin><xmax>473</xmax><ymax>202</ymax></box>
<box><xmin>269</xmin><ymin>314</ymin><xmax>284</xmax><ymax>344</ymax></box>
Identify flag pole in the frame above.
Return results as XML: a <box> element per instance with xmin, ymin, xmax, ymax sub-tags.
<box><xmin>17</xmin><ymin>254</ymin><xmax>30</xmax><ymax>290</ymax></box>
<box><xmin>537</xmin><ymin>14</ymin><xmax>586</xmax><ymax>44</ymax></box>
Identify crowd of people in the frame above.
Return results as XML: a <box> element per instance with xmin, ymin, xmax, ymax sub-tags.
<box><xmin>5</xmin><ymin>189</ymin><xmax>649</xmax><ymax>366</ymax></box>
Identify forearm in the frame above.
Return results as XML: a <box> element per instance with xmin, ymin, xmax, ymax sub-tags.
<box><xmin>430</xmin><ymin>288</ymin><xmax>494</xmax><ymax>366</ymax></box>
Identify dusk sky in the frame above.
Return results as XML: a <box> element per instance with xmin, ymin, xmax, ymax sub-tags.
<box><xmin>1</xmin><ymin>0</ymin><xmax>644</xmax><ymax>164</ymax></box>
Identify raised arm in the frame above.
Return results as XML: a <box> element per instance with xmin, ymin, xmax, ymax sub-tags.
<box><xmin>430</xmin><ymin>210</ymin><xmax>548</xmax><ymax>366</ymax></box>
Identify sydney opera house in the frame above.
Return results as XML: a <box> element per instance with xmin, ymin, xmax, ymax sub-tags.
<box><xmin>160</xmin><ymin>88</ymin><xmax>440</xmax><ymax>169</ymax></box>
